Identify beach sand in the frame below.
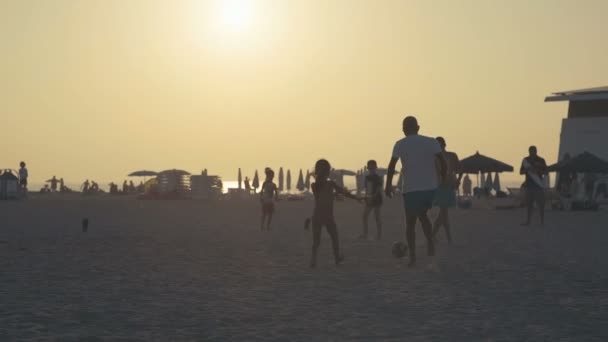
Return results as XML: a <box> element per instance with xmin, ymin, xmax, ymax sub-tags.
<box><xmin>1</xmin><ymin>196</ymin><xmax>607</xmax><ymax>341</ymax></box>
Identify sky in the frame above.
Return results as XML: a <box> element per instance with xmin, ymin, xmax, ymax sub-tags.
<box><xmin>2</xmin><ymin>0</ymin><xmax>608</xmax><ymax>186</ymax></box>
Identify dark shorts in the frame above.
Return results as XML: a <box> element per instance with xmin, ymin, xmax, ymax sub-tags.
<box><xmin>19</xmin><ymin>179</ymin><xmax>27</xmax><ymax>186</ymax></box>
<box><xmin>525</xmin><ymin>187</ymin><xmax>545</xmax><ymax>205</ymax></box>
<box><xmin>403</xmin><ymin>190</ymin><xmax>435</xmax><ymax>217</ymax></box>
<box><xmin>434</xmin><ymin>185</ymin><xmax>456</xmax><ymax>208</ymax></box>
<box><xmin>262</xmin><ymin>202</ymin><xmax>274</xmax><ymax>215</ymax></box>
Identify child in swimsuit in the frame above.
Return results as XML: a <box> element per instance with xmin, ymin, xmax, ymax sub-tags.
<box><xmin>309</xmin><ymin>159</ymin><xmax>362</xmax><ymax>268</ymax></box>
<box><xmin>260</xmin><ymin>168</ymin><xmax>279</xmax><ymax>230</ymax></box>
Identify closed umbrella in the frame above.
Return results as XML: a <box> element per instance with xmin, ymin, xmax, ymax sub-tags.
<box><xmin>252</xmin><ymin>170</ymin><xmax>260</xmax><ymax>193</ymax></box>
<box><xmin>493</xmin><ymin>172</ymin><xmax>501</xmax><ymax>192</ymax></box>
<box><xmin>278</xmin><ymin>167</ymin><xmax>284</xmax><ymax>191</ymax></box>
<box><xmin>238</xmin><ymin>168</ymin><xmax>242</xmax><ymax>189</ymax></box>
<box><xmin>485</xmin><ymin>173</ymin><xmax>493</xmax><ymax>190</ymax></box>
<box><xmin>305</xmin><ymin>170</ymin><xmax>311</xmax><ymax>191</ymax></box>
<box><xmin>296</xmin><ymin>169</ymin><xmax>305</xmax><ymax>191</ymax></box>
<box><xmin>286</xmin><ymin>169</ymin><xmax>292</xmax><ymax>191</ymax></box>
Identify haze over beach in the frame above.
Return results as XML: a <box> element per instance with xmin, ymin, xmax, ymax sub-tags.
<box><xmin>2</xmin><ymin>1</ymin><xmax>608</xmax><ymax>341</ymax></box>
<box><xmin>2</xmin><ymin>0</ymin><xmax>608</xmax><ymax>183</ymax></box>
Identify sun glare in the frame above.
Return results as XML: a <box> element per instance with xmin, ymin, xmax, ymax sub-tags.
<box><xmin>218</xmin><ymin>0</ymin><xmax>255</xmax><ymax>35</ymax></box>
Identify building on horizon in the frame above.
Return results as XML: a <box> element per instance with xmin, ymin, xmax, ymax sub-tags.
<box><xmin>545</xmin><ymin>86</ymin><xmax>608</xmax><ymax>162</ymax></box>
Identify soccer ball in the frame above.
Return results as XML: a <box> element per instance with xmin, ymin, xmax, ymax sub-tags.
<box><xmin>392</xmin><ymin>241</ymin><xmax>408</xmax><ymax>258</ymax></box>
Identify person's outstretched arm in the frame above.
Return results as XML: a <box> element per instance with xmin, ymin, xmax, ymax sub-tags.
<box><xmin>385</xmin><ymin>157</ymin><xmax>398</xmax><ymax>198</ymax></box>
<box><xmin>333</xmin><ymin>182</ymin><xmax>361</xmax><ymax>201</ymax></box>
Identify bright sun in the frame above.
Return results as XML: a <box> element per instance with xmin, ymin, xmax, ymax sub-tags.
<box><xmin>217</xmin><ymin>0</ymin><xmax>255</xmax><ymax>34</ymax></box>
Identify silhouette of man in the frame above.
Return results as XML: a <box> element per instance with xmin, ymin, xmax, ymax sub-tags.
<box><xmin>18</xmin><ymin>162</ymin><xmax>29</xmax><ymax>194</ymax></box>
<box><xmin>432</xmin><ymin>137</ymin><xmax>460</xmax><ymax>244</ymax></box>
<box><xmin>520</xmin><ymin>145</ymin><xmax>547</xmax><ymax>226</ymax></box>
<box><xmin>50</xmin><ymin>176</ymin><xmax>58</xmax><ymax>192</ymax></box>
<box><xmin>386</xmin><ymin>116</ymin><xmax>447</xmax><ymax>267</ymax></box>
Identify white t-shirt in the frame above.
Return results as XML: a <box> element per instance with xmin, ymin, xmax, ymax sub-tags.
<box><xmin>391</xmin><ymin>134</ymin><xmax>442</xmax><ymax>193</ymax></box>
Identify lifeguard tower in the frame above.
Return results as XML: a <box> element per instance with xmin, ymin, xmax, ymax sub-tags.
<box><xmin>545</xmin><ymin>86</ymin><xmax>608</xmax><ymax>161</ymax></box>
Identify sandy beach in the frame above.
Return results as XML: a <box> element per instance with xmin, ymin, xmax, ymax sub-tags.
<box><xmin>1</xmin><ymin>197</ymin><xmax>607</xmax><ymax>341</ymax></box>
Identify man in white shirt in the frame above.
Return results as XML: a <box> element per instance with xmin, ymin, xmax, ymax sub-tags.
<box><xmin>385</xmin><ymin>116</ymin><xmax>447</xmax><ymax>266</ymax></box>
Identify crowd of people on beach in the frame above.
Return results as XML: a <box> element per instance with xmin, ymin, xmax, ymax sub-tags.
<box><xmin>10</xmin><ymin>115</ymin><xmax>557</xmax><ymax>269</ymax></box>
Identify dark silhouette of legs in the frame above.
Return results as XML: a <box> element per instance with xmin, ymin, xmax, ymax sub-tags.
<box><xmin>433</xmin><ymin>207</ymin><xmax>452</xmax><ymax>243</ymax></box>
<box><xmin>419</xmin><ymin>212</ymin><xmax>435</xmax><ymax>257</ymax></box>
<box><xmin>405</xmin><ymin>214</ymin><xmax>417</xmax><ymax>266</ymax></box>
<box><xmin>325</xmin><ymin>220</ymin><xmax>342</xmax><ymax>264</ymax></box>
<box><xmin>374</xmin><ymin>206</ymin><xmax>382</xmax><ymax>240</ymax></box>
<box><xmin>361</xmin><ymin>206</ymin><xmax>371</xmax><ymax>238</ymax></box>
<box><xmin>311</xmin><ymin>220</ymin><xmax>322</xmax><ymax>267</ymax></box>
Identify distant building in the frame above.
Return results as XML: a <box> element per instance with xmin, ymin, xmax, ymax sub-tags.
<box><xmin>545</xmin><ymin>86</ymin><xmax>608</xmax><ymax>161</ymax></box>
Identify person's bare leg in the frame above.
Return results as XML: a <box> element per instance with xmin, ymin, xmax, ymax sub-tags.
<box><xmin>538</xmin><ymin>195</ymin><xmax>545</xmax><ymax>226</ymax></box>
<box><xmin>311</xmin><ymin>221</ymin><xmax>322</xmax><ymax>268</ymax></box>
<box><xmin>419</xmin><ymin>212</ymin><xmax>435</xmax><ymax>256</ymax></box>
<box><xmin>405</xmin><ymin>215</ymin><xmax>417</xmax><ymax>267</ymax></box>
<box><xmin>442</xmin><ymin>207</ymin><xmax>452</xmax><ymax>243</ymax></box>
<box><xmin>267</xmin><ymin>212</ymin><xmax>273</xmax><ymax>230</ymax></box>
<box><xmin>361</xmin><ymin>206</ymin><xmax>371</xmax><ymax>239</ymax></box>
<box><xmin>326</xmin><ymin>220</ymin><xmax>343</xmax><ymax>265</ymax></box>
<box><xmin>522</xmin><ymin>196</ymin><xmax>533</xmax><ymax>226</ymax></box>
<box><xmin>374</xmin><ymin>206</ymin><xmax>382</xmax><ymax>240</ymax></box>
<box><xmin>432</xmin><ymin>209</ymin><xmax>444</xmax><ymax>239</ymax></box>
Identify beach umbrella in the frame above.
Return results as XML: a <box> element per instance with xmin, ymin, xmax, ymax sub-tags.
<box><xmin>493</xmin><ymin>172</ymin><xmax>501</xmax><ymax>192</ymax></box>
<box><xmin>305</xmin><ymin>170</ymin><xmax>311</xmax><ymax>191</ymax></box>
<box><xmin>460</xmin><ymin>152</ymin><xmax>514</xmax><ymax>174</ymax></box>
<box><xmin>159</xmin><ymin>169</ymin><xmax>190</xmax><ymax>176</ymax></box>
<box><xmin>286</xmin><ymin>169</ymin><xmax>292</xmax><ymax>191</ymax></box>
<box><xmin>278</xmin><ymin>167</ymin><xmax>284</xmax><ymax>191</ymax></box>
<box><xmin>547</xmin><ymin>151</ymin><xmax>608</xmax><ymax>173</ymax></box>
<box><xmin>296</xmin><ymin>169</ymin><xmax>305</xmax><ymax>191</ymax></box>
<box><xmin>128</xmin><ymin>170</ymin><xmax>158</xmax><ymax>177</ymax></box>
<box><xmin>480</xmin><ymin>172</ymin><xmax>485</xmax><ymax>188</ymax></box>
<box><xmin>238</xmin><ymin>168</ymin><xmax>242</xmax><ymax>189</ymax></box>
<box><xmin>252</xmin><ymin>170</ymin><xmax>260</xmax><ymax>192</ymax></box>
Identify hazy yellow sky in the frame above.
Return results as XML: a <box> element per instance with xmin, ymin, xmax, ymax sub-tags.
<box><xmin>2</xmin><ymin>0</ymin><xmax>608</xmax><ymax>185</ymax></box>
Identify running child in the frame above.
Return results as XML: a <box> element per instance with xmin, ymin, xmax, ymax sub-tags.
<box><xmin>260</xmin><ymin>168</ymin><xmax>279</xmax><ymax>230</ymax></box>
<box><xmin>309</xmin><ymin>159</ymin><xmax>362</xmax><ymax>268</ymax></box>
<box><xmin>361</xmin><ymin>160</ymin><xmax>383</xmax><ymax>240</ymax></box>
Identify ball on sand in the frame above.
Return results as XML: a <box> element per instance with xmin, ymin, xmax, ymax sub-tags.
<box><xmin>392</xmin><ymin>241</ymin><xmax>408</xmax><ymax>258</ymax></box>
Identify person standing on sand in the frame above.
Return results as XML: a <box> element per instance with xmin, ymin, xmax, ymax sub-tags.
<box><xmin>462</xmin><ymin>174</ymin><xmax>472</xmax><ymax>197</ymax></box>
<box><xmin>50</xmin><ymin>176</ymin><xmax>59</xmax><ymax>192</ymax></box>
<box><xmin>432</xmin><ymin>137</ymin><xmax>460</xmax><ymax>244</ymax></box>
<box><xmin>18</xmin><ymin>161</ymin><xmax>28</xmax><ymax>195</ymax></box>
<box><xmin>260</xmin><ymin>168</ymin><xmax>279</xmax><ymax>231</ymax></box>
<box><xmin>360</xmin><ymin>160</ymin><xmax>383</xmax><ymax>240</ymax></box>
<box><xmin>309</xmin><ymin>159</ymin><xmax>362</xmax><ymax>268</ymax></box>
<box><xmin>385</xmin><ymin>116</ymin><xmax>447</xmax><ymax>267</ymax></box>
<box><xmin>520</xmin><ymin>146</ymin><xmax>547</xmax><ymax>226</ymax></box>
